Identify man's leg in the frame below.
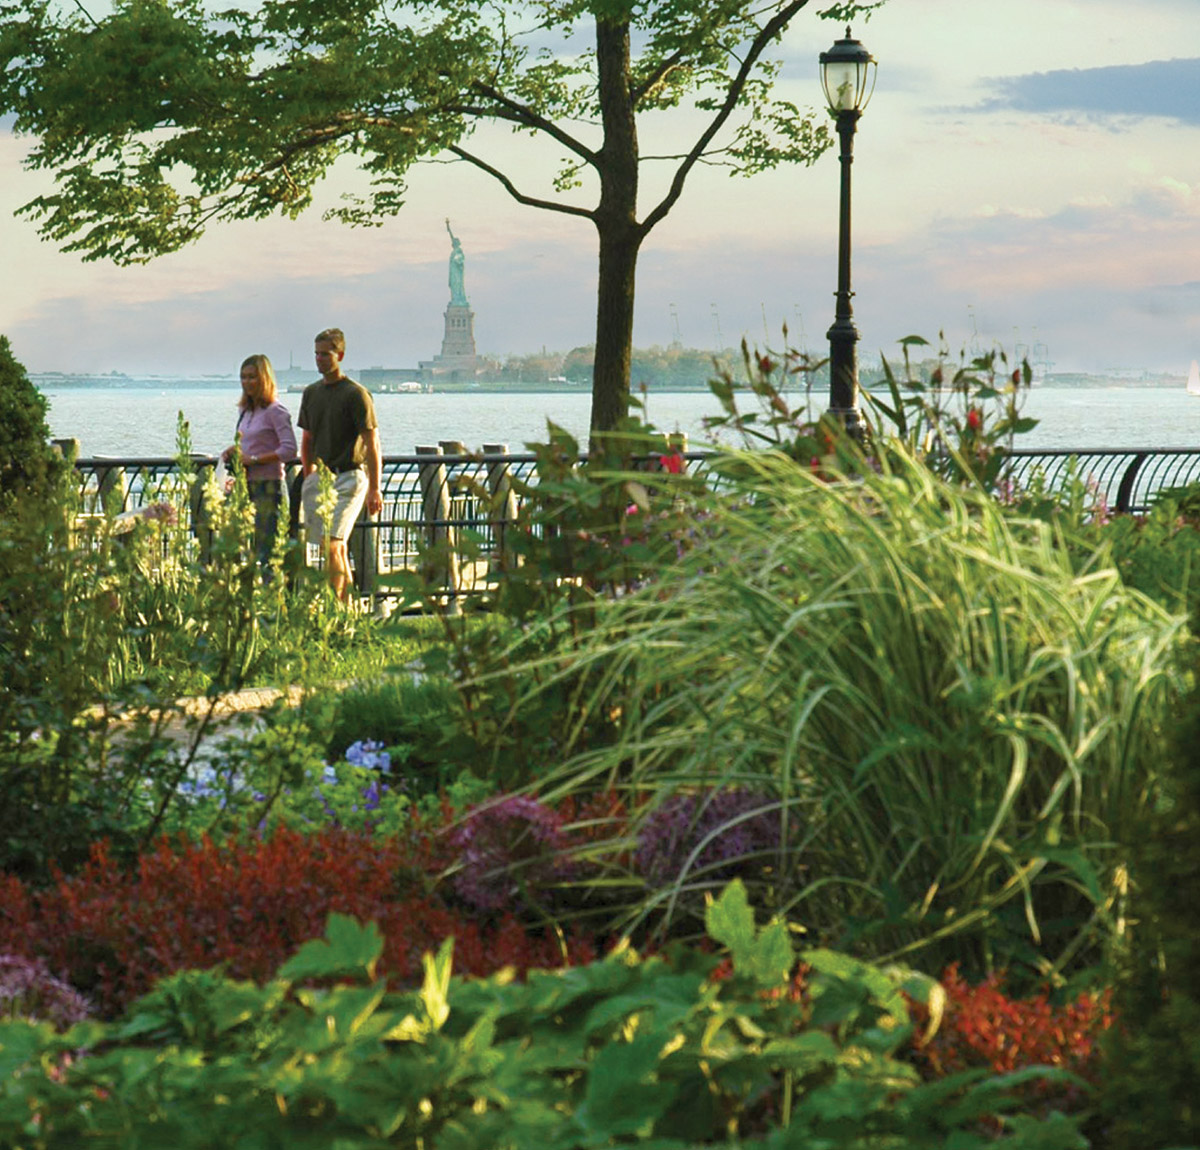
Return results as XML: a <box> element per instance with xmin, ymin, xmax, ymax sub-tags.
<box><xmin>325</xmin><ymin>471</ymin><xmax>369</xmax><ymax>603</ymax></box>
<box><xmin>327</xmin><ymin>537</ymin><xmax>353</xmax><ymax>602</ymax></box>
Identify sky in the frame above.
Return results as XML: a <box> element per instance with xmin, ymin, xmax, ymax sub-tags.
<box><xmin>2</xmin><ymin>0</ymin><xmax>1199</xmax><ymax>378</ymax></box>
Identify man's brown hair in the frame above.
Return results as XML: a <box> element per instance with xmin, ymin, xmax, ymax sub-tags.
<box><xmin>314</xmin><ymin>328</ymin><xmax>346</xmax><ymax>354</ymax></box>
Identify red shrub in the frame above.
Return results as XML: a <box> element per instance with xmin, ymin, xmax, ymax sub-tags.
<box><xmin>910</xmin><ymin>963</ymin><xmax>1115</xmax><ymax>1112</ymax></box>
<box><xmin>0</xmin><ymin>827</ymin><xmax>598</xmax><ymax>1018</ymax></box>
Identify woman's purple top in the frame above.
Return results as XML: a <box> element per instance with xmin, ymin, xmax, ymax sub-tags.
<box><xmin>237</xmin><ymin>401</ymin><xmax>298</xmax><ymax>481</ymax></box>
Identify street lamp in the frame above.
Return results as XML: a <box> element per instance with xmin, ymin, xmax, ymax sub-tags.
<box><xmin>820</xmin><ymin>27</ymin><xmax>876</xmax><ymax>433</ymax></box>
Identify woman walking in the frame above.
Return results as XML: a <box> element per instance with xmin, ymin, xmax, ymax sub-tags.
<box><xmin>222</xmin><ymin>354</ymin><xmax>298</xmax><ymax>565</ymax></box>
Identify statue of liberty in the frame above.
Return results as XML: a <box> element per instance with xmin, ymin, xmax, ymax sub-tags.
<box><xmin>446</xmin><ymin>219</ymin><xmax>468</xmax><ymax>306</ymax></box>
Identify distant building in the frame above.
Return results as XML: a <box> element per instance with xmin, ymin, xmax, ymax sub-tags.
<box><xmin>359</xmin><ymin>368</ymin><xmax>427</xmax><ymax>392</ymax></box>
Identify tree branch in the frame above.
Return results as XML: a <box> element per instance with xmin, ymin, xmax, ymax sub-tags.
<box><xmin>639</xmin><ymin>0</ymin><xmax>812</xmax><ymax>238</ymax></box>
<box><xmin>238</xmin><ymin>112</ymin><xmax>414</xmax><ymax>182</ymax></box>
<box><xmin>446</xmin><ymin>144</ymin><xmax>595</xmax><ymax>220</ymax></box>
<box><xmin>630</xmin><ymin>52</ymin><xmax>688</xmax><ymax>108</ymax></box>
<box><xmin>458</xmin><ymin>79</ymin><xmax>598</xmax><ymax>165</ymax></box>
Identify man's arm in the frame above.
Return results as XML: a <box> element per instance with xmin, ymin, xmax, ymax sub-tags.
<box><xmin>300</xmin><ymin>428</ymin><xmax>315</xmax><ymax>476</ymax></box>
<box><xmin>364</xmin><ymin>427</ymin><xmax>383</xmax><ymax>516</ymax></box>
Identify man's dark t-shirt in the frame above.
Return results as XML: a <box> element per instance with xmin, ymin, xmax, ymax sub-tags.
<box><xmin>297</xmin><ymin>377</ymin><xmax>378</xmax><ymax>474</ymax></box>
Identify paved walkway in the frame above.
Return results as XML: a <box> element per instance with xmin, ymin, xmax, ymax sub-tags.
<box><xmin>88</xmin><ymin>685</ymin><xmax>325</xmax><ymax>765</ymax></box>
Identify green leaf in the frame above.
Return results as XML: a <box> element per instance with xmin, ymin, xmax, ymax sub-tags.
<box><xmin>705</xmin><ymin>879</ymin><xmax>756</xmax><ymax>960</ymax></box>
<box><xmin>745</xmin><ymin>918</ymin><xmax>794</xmax><ymax>988</ymax></box>
<box><xmin>420</xmin><ymin>935</ymin><xmax>454</xmax><ymax>1032</ymax></box>
<box><xmin>316</xmin><ymin>984</ymin><xmax>388</xmax><ymax>1041</ymax></box>
<box><xmin>577</xmin><ymin>1029</ymin><xmax>678</xmax><ymax>1140</ymax></box>
<box><xmin>705</xmin><ymin>880</ymin><xmax>794</xmax><ymax>987</ymax></box>
<box><xmin>278</xmin><ymin>913</ymin><xmax>384</xmax><ymax>983</ymax></box>
<box><xmin>0</xmin><ymin>1021</ymin><xmax>51</xmax><ymax>1080</ymax></box>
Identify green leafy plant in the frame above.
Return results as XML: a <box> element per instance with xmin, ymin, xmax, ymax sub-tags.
<box><xmin>400</xmin><ymin>417</ymin><xmax>703</xmax><ymax>792</ymax></box>
<box><xmin>866</xmin><ymin>333</ymin><xmax>1037</xmax><ymax>488</ymax></box>
<box><xmin>1095</xmin><ymin>609</ymin><xmax>1200</xmax><ymax>1149</ymax></box>
<box><xmin>320</xmin><ymin>673</ymin><xmax>462</xmax><ymax>794</ymax></box>
<box><xmin>0</xmin><ymin>882</ymin><xmax>1089</xmax><ymax>1148</ymax></box>
<box><xmin>0</xmin><ymin>333</ymin><xmax>63</xmax><ymax>501</ymax></box>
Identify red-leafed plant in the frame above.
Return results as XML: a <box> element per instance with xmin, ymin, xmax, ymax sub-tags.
<box><xmin>909</xmin><ymin>963</ymin><xmax>1114</xmax><ymax>1115</ymax></box>
<box><xmin>0</xmin><ymin>826</ymin><xmax>598</xmax><ymax>1018</ymax></box>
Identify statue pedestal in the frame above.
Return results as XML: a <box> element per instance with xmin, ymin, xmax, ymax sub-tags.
<box><xmin>424</xmin><ymin>303</ymin><xmax>478</xmax><ymax>379</ymax></box>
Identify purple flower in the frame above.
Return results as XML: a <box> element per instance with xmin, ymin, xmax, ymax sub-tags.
<box><xmin>449</xmin><ymin>795</ymin><xmax>574</xmax><ymax>911</ymax></box>
<box><xmin>634</xmin><ymin>789</ymin><xmax>786</xmax><ymax>889</ymax></box>
<box><xmin>362</xmin><ymin>780</ymin><xmax>389</xmax><ymax>813</ymax></box>
<box><xmin>0</xmin><ymin>954</ymin><xmax>92</xmax><ymax>1029</ymax></box>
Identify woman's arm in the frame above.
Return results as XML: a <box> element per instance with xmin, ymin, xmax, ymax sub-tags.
<box><xmin>268</xmin><ymin>403</ymin><xmax>298</xmax><ymax>464</ymax></box>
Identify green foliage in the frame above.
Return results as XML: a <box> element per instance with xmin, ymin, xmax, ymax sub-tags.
<box><xmin>0</xmin><ymin>462</ymin><xmax>156</xmax><ymax>878</ymax></box>
<box><xmin>0</xmin><ymin>0</ymin><xmax>852</xmax><ymax>256</ymax></box>
<box><xmin>493</xmin><ymin>447</ymin><xmax>1184</xmax><ymax>984</ymax></box>
<box><xmin>1097</xmin><ymin>486</ymin><xmax>1200</xmax><ymax>614</ymax></box>
<box><xmin>0</xmin><ymin>885</ymin><xmax>1088</xmax><ymax>1148</ymax></box>
<box><xmin>0</xmin><ymin>334</ymin><xmax>61</xmax><ymax>500</ymax></box>
<box><xmin>867</xmin><ymin>333</ymin><xmax>1038</xmax><ymax>490</ymax></box>
<box><xmin>705</xmin><ymin>330</ymin><xmax>1039</xmax><ymax>494</ymax></box>
<box><xmin>402</xmin><ymin>418</ymin><xmax>702</xmax><ymax>790</ymax></box>
<box><xmin>1096</xmin><ymin>617</ymin><xmax>1200</xmax><ymax>1148</ymax></box>
<box><xmin>320</xmin><ymin>672</ymin><xmax>463</xmax><ymax>793</ymax></box>
<box><xmin>0</xmin><ymin>416</ymin><xmax>392</xmax><ymax>880</ymax></box>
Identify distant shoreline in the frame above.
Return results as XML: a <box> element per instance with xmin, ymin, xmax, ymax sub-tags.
<box><xmin>33</xmin><ymin>373</ymin><xmax>1190</xmax><ymax>393</ymax></box>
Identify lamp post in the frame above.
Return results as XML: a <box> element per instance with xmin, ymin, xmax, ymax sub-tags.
<box><xmin>820</xmin><ymin>27</ymin><xmax>876</xmax><ymax>434</ymax></box>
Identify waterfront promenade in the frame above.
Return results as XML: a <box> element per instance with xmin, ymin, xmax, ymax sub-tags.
<box><xmin>73</xmin><ymin>443</ymin><xmax>1200</xmax><ymax>603</ymax></box>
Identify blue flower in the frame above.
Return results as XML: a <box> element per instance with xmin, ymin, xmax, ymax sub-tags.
<box><xmin>344</xmin><ymin>739</ymin><xmax>392</xmax><ymax>773</ymax></box>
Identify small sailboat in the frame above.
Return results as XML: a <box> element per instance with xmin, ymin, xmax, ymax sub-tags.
<box><xmin>1188</xmin><ymin>359</ymin><xmax>1200</xmax><ymax>396</ymax></box>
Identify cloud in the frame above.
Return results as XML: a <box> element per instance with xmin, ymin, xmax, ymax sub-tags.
<box><xmin>981</xmin><ymin>58</ymin><xmax>1200</xmax><ymax>126</ymax></box>
<box><xmin>1138</xmin><ymin>280</ymin><xmax>1200</xmax><ymax>320</ymax></box>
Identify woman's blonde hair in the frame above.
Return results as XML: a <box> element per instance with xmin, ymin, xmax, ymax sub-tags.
<box><xmin>239</xmin><ymin>354</ymin><xmax>279</xmax><ymax>410</ymax></box>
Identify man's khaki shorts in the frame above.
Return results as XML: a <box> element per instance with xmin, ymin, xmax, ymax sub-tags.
<box><xmin>301</xmin><ymin>468</ymin><xmax>368</xmax><ymax>543</ymax></box>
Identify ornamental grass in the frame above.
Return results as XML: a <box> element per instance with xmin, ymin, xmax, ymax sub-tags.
<box><xmin>516</xmin><ymin>446</ymin><xmax>1186</xmax><ymax>983</ymax></box>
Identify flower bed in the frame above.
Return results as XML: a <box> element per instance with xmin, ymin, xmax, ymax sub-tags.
<box><xmin>0</xmin><ymin>825</ymin><xmax>597</xmax><ymax>1019</ymax></box>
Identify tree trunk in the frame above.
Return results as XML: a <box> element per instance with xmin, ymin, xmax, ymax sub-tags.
<box><xmin>589</xmin><ymin>15</ymin><xmax>642</xmax><ymax>448</ymax></box>
<box><xmin>591</xmin><ymin>224</ymin><xmax>640</xmax><ymax>443</ymax></box>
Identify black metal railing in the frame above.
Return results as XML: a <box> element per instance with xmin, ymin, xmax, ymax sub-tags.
<box><xmin>73</xmin><ymin>446</ymin><xmax>1200</xmax><ymax>600</ymax></box>
<box><xmin>1001</xmin><ymin>448</ymin><xmax>1200</xmax><ymax>515</ymax></box>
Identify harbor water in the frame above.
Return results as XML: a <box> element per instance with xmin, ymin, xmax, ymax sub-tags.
<box><xmin>42</xmin><ymin>380</ymin><xmax>1200</xmax><ymax>459</ymax></box>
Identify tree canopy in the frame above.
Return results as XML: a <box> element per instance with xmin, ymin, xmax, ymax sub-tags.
<box><xmin>0</xmin><ymin>0</ymin><xmax>886</xmax><ymax>437</ymax></box>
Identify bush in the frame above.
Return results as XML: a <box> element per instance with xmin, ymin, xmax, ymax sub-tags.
<box><xmin>909</xmin><ymin>962</ymin><xmax>1112</xmax><ymax>1121</ymax></box>
<box><xmin>0</xmin><ymin>826</ymin><xmax>597</xmax><ymax>1018</ymax></box>
<box><xmin>321</xmin><ymin>673</ymin><xmax>463</xmax><ymax>794</ymax></box>
<box><xmin>0</xmin><ymin>883</ymin><xmax>1089</xmax><ymax>1148</ymax></box>
<box><xmin>0</xmin><ymin>334</ymin><xmax>62</xmax><ymax>500</ymax></box>
<box><xmin>1096</xmin><ymin>619</ymin><xmax>1200</xmax><ymax>1148</ymax></box>
<box><xmin>1100</xmin><ymin>491</ymin><xmax>1200</xmax><ymax>614</ymax></box>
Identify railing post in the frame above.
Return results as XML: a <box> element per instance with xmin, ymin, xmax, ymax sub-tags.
<box><xmin>188</xmin><ymin>461</ymin><xmax>216</xmax><ymax>565</ymax></box>
<box><xmin>439</xmin><ymin>440</ymin><xmax>470</xmax><ymax>589</ymax></box>
<box><xmin>416</xmin><ymin>444</ymin><xmax>460</xmax><ymax>607</ymax></box>
<box><xmin>96</xmin><ymin>460</ymin><xmax>128</xmax><ymax>514</ymax></box>
<box><xmin>482</xmin><ymin>442</ymin><xmax>518</xmax><ymax>572</ymax></box>
<box><xmin>349</xmin><ymin>499</ymin><xmax>380</xmax><ymax>600</ymax></box>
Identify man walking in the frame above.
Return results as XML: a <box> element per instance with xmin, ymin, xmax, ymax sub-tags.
<box><xmin>298</xmin><ymin>328</ymin><xmax>383</xmax><ymax>602</ymax></box>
